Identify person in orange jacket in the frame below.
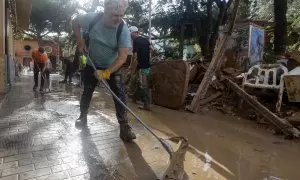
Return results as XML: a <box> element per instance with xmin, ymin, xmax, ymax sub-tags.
<box><xmin>32</xmin><ymin>47</ymin><xmax>48</xmax><ymax>91</ymax></box>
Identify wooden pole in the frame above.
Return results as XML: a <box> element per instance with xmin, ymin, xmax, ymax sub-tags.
<box><xmin>188</xmin><ymin>0</ymin><xmax>240</xmax><ymax>112</ymax></box>
<box><xmin>224</xmin><ymin>77</ymin><xmax>300</xmax><ymax>138</ymax></box>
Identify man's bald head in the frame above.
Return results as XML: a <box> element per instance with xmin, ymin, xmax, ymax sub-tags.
<box><xmin>104</xmin><ymin>0</ymin><xmax>128</xmax><ymax>14</ymax></box>
<box><xmin>104</xmin><ymin>0</ymin><xmax>128</xmax><ymax>27</ymax></box>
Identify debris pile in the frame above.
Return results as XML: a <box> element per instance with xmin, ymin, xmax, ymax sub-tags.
<box><xmin>148</xmin><ymin>0</ymin><xmax>300</xmax><ymax>138</ymax></box>
<box><xmin>149</xmin><ymin>53</ymin><xmax>300</xmax><ymax>138</ymax></box>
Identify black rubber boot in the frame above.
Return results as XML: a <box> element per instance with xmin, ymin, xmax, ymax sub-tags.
<box><xmin>75</xmin><ymin>114</ymin><xmax>87</xmax><ymax>127</ymax></box>
<box><xmin>120</xmin><ymin>123</ymin><xmax>136</xmax><ymax>142</ymax></box>
<box><xmin>139</xmin><ymin>104</ymin><xmax>151</xmax><ymax>111</ymax></box>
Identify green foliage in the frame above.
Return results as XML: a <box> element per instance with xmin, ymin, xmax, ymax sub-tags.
<box><xmin>249</xmin><ymin>0</ymin><xmax>300</xmax><ymax>52</ymax></box>
<box><xmin>76</xmin><ymin>0</ymin><xmax>103</xmax><ymax>13</ymax></box>
<box><xmin>152</xmin><ymin>0</ymin><xmax>206</xmax><ymax>38</ymax></box>
<box><xmin>288</xmin><ymin>0</ymin><xmax>300</xmax><ymax>31</ymax></box>
<box><xmin>26</xmin><ymin>0</ymin><xmax>300</xmax><ymax>57</ymax></box>
<box><xmin>27</xmin><ymin>0</ymin><xmax>55</xmax><ymax>39</ymax></box>
<box><xmin>26</xmin><ymin>0</ymin><xmax>78</xmax><ymax>40</ymax></box>
<box><xmin>126</xmin><ymin>0</ymin><xmax>148</xmax><ymax>27</ymax></box>
<box><xmin>249</xmin><ymin>0</ymin><xmax>273</xmax><ymax>20</ymax></box>
<box><xmin>50</xmin><ymin>0</ymin><xmax>78</xmax><ymax>36</ymax></box>
<box><xmin>150</xmin><ymin>0</ymin><xmax>208</xmax><ymax>57</ymax></box>
<box><xmin>236</xmin><ymin>0</ymin><xmax>250</xmax><ymax>20</ymax></box>
<box><xmin>150</xmin><ymin>0</ymin><xmax>235</xmax><ymax>58</ymax></box>
<box><xmin>164</xmin><ymin>40</ymin><xmax>181</xmax><ymax>59</ymax></box>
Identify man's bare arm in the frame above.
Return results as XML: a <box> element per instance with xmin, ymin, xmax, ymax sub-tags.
<box><xmin>129</xmin><ymin>52</ymin><xmax>137</xmax><ymax>73</ymax></box>
<box><xmin>108</xmin><ymin>48</ymin><xmax>129</xmax><ymax>73</ymax></box>
<box><xmin>72</xmin><ymin>18</ymin><xmax>87</xmax><ymax>52</ymax></box>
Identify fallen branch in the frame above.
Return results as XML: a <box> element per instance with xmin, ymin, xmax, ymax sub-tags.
<box><xmin>288</xmin><ymin>120</ymin><xmax>300</xmax><ymax>127</ymax></box>
<box><xmin>198</xmin><ymin>92</ymin><xmax>222</xmax><ymax>106</ymax></box>
<box><xmin>224</xmin><ymin>77</ymin><xmax>300</xmax><ymax>138</ymax></box>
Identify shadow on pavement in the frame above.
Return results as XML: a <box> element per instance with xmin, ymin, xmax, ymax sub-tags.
<box><xmin>124</xmin><ymin>142</ymin><xmax>157</xmax><ymax>179</ymax></box>
<box><xmin>80</xmin><ymin>127</ymin><xmax>112</xmax><ymax>180</ymax></box>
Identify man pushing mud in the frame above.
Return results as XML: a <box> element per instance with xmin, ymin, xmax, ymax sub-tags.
<box><xmin>72</xmin><ymin>0</ymin><xmax>136</xmax><ymax>141</ymax></box>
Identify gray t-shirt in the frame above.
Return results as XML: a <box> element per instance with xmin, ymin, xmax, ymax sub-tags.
<box><xmin>78</xmin><ymin>13</ymin><xmax>132</xmax><ymax>68</ymax></box>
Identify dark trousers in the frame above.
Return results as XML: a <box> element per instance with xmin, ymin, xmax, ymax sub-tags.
<box><xmin>80</xmin><ymin>70</ymin><xmax>84</xmax><ymax>86</ymax></box>
<box><xmin>64</xmin><ymin>70</ymin><xmax>73</xmax><ymax>82</ymax></box>
<box><xmin>34</xmin><ymin>63</ymin><xmax>45</xmax><ymax>88</ymax></box>
<box><xmin>44</xmin><ymin>70</ymin><xmax>50</xmax><ymax>80</ymax></box>
<box><xmin>64</xmin><ymin>63</ymin><xmax>73</xmax><ymax>82</ymax></box>
<box><xmin>80</xmin><ymin>65</ymin><xmax>127</xmax><ymax>124</ymax></box>
<box><xmin>44</xmin><ymin>70</ymin><xmax>50</xmax><ymax>89</ymax></box>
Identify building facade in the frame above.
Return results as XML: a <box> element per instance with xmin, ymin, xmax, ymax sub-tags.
<box><xmin>14</xmin><ymin>40</ymin><xmax>60</xmax><ymax>72</ymax></box>
<box><xmin>0</xmin><ymin>0</ymin><xmax>32</xmax><ymax>94</ymax></box>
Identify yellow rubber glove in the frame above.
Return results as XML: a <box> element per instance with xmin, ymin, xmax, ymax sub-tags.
<box><xmin>96</xmin><ymin>69</ymin><xmax>111</xmax><ymax>80</ymax></box>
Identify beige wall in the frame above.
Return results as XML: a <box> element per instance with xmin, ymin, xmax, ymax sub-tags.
<box><xmin>0</xmin><ymin>1</ymin><xmax>6</xmax><ymax>93</ymax></box>
<box><xmin>0</xmin><ymin>0</ymin><xmax>32</xmax><ymax>93</ymax></box>
<box><xmin>14</xmin><ymin>40</ymin><xmax>39</xmax><ymax>62</ymax></box>
<box><xmin>8</xmin><ymin>19</ymin><xmax>14</xmax><ymax>58</ymax></box>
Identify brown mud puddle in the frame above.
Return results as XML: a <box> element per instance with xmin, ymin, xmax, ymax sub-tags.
<box><xmin>127</xmin><ymin>103</ymin><xmax>300</xmax><ymax>180</ymax></box>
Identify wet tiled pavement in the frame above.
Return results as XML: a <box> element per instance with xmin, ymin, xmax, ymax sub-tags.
<box><xmin>2</xmin><ymin>73</ymin><xmax>300</xmax><ymax>180</ymax></box>
<box><xmin>0</xmin><ymin>74</ymin><xmax>168</xmax><ymax>180</ymax></box>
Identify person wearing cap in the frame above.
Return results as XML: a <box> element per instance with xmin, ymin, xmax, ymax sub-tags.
<box><xmin>32</xmin><ymin>47</ymin><xmax>48</xmax><ymax>91</ymax></box>
<box><xmin>72</xmin><ymin>0</ymin><xmax>136</xmax><ymax>141</ymax></box>
<box><xmin>128</xmin><ymin>26</ymin><xmax>152</xmax><ymax>111</ymax></box>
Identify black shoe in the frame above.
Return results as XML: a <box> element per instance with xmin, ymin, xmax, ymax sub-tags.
<box><xmin>139</xmin><ymin>105</ymin><xmax>151</xmax><ymax>111</ymax></box>
<box><xmin>120</xmin><ymin>123</ymin><xmax>136</xmax><ymax>142</ymax></box>
<box><xmin>66</xmin><ymin>81</ymin><xmax>72</xmax><ymax>86</ymax></box>
<box><xmin>75</xmin><ymin>114</ymin><xmax>87</xmax><ymax>127</ymax></box>
<box><xmin>33</xmin><ymin>86</ymin><xmax>37</xmax><ymax>91</ymax></box>
<box><xmin>59</xmin><ymin>80</ymin><xmax>67</xmax><ymax>83</ymax></box>
<box><xmin>132</xmin><ymin>97</ymin><xmax>137</xmax><ymax>104</ymax></box>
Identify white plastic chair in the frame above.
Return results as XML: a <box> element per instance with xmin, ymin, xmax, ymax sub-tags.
<box><xmin>242</xmin><ymin>64</ymin><xmax>288</xmax><ymax>112</ymax></box>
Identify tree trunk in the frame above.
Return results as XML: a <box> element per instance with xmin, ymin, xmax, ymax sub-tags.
<box><xmin>209</xmin><ymin>1</ymin><xmax>227</xmax><ymax>56</ymax></box>
<box><xmin>183</xmin><ymin>0</ymin><xmax>193</xmax><ymax>13</ymax></box>
<box><xmin>199</xmin><ymin>36</ymin><xmax>209</xmax><ymax>57</ymax></box>
<box><xmin>204</xmin><ymin>0</ymin><xmax>213</xmax><ymax>58</ymax></box>
<box><xmin>179</xmin><ymin>24</ymin><xmax>185</xmax><ymax>58</ymax></box>
<box><xmin>274</xmin><ymin>0</ymin><xmax>287</xmax><ymax>55</ymax></box>
<box><xmin>36</xmin><ymin>29</ymin><xmax>43</xmax><ymax>41</ymax></box>
<box><xmin>55</xmin><ymin>32</ymin><xmax>61</xmax><ymax>43</ymax></box>
<box><xmin>37</xmin><ymin>35</ymin><xmax>42</xmax><ymax>41</ymax></box>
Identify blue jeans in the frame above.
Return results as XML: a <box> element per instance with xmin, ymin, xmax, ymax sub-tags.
<box><xmin>80</xmin><ymin>65</ymin><xmax>127</xmax><ymax>123</ymax></box>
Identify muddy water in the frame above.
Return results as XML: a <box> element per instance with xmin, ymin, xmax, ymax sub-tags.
<box><xmin>125</xmin><ymin>104</ymin><xmax>300</xmax><ymax>180</ymax></box>
<box><xmin>90</xmin><ymin>82</ymin><xmax>300</xmax><ymax>180</ymax></box>
<box><xmin>52</xmin><ymin>78</ymin><xmax>300</xmax><ymax>180</ymax></box>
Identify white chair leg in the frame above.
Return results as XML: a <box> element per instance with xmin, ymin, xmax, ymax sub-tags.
<box><xmin>276</xmin><ymin>79</ymin><xmax>284</xmax><ymax>112</ymax></box>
